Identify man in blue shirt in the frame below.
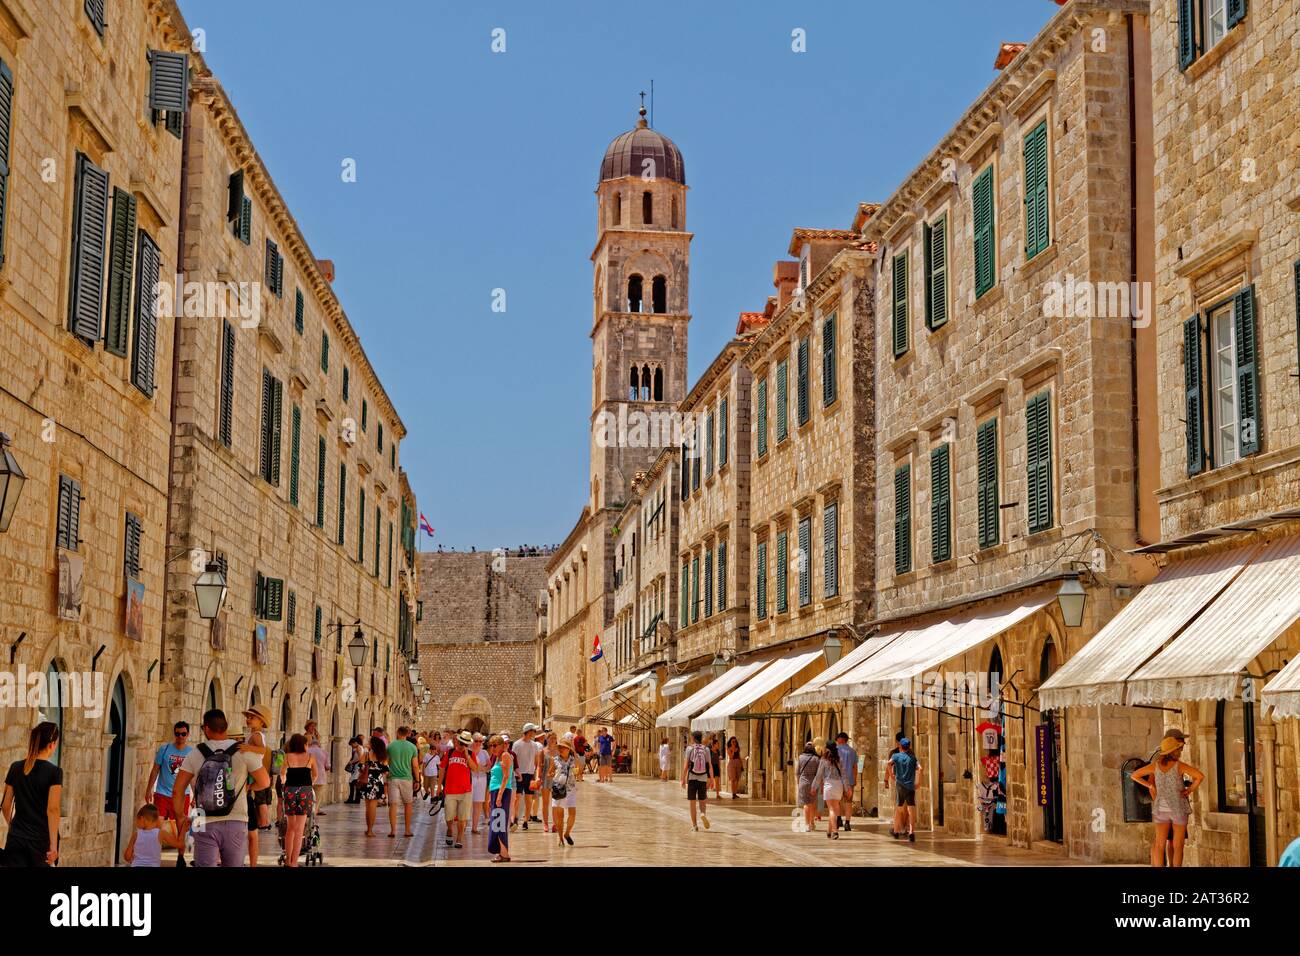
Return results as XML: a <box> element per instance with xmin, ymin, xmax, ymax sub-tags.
<box><xmin>146</xmin><ymin>721</ymin><xmax>194</xmax><ymax>864</ymax></box>
<box><xmin>886</xmin><ymin>737</ymin><xmax>919</xmax><ymax>843</ymax></box>
<box><xmin>596</xmin><ymin>727</ymin><xmax>615</xmax><ymax>783</ymax></box>
<box><xmin>835</xmin><ymin>732</ymin><xmax>858</xmax><ymax>832</ymax></box>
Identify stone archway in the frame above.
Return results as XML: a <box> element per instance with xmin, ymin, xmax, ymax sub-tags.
<box><xmin>450</xmin><ymin>694</ymin><xmax>492</xmax><ymax>735</ymax></box>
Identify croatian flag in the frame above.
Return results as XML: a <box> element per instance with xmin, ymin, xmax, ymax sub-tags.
<box><xmin>590</xmin><ymin>635</ymin><xmax>604</xmax><ymax>662</ymax></box>
<box><xmin>419</xmin><ymin>513</ymin><xmax>435</xmax><ymax>537</ymax></box>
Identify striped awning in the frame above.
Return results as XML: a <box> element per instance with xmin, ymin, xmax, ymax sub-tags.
<box><xmin>655</xmin><ymin>658</ymin><xmax>771</xmax><ymax>728</ymax></box>
<box><xmin>783</xmin><ymin>632</ymin><xmax>902</xmax><ymax>708</ymax></box>
<box><xmin>660</xmin><ymin>674</ymin><xmax>694</xmax><ymax>697</ymax></box>
<box><xmin>691</xmin><ymin>647</ymin><xmax>824</xmax><ymax>732</ymax></box>
<box><xmin>1263</xmin><ymin>655</ymin><xmax>1300</xmax><ymax>719</ymax></box>
<box><xmin>1126</xmin><ymin>535</ymin><xmax>1300</xmax><ymax>704</ymax></box>
<box><xmin>609</xmin><ymin>671</ymin><xmax>655</xmax><ymax>695</ymax></box>
<box><xmin>1039</xmin><ymin>546</ymin><xmax>1254</xmax><ymax>709</ymax></box>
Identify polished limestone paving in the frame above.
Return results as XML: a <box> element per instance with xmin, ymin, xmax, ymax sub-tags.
<box><xmin>310</xmin><ymin>774</ymin><xmax>1104</xmax><ymax>867</ymax></box>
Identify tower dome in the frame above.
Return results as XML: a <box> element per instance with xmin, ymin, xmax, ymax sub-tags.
<box><xmin>599</xmin><ymin>107</ymin><xmax>685</xmax><ymax>185</ymax></box>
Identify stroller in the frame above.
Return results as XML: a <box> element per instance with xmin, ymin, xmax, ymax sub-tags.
<box><xmin>276</xmin><ymin>789</ymin><xmax>324</xmax><ymax>866</ymax></box>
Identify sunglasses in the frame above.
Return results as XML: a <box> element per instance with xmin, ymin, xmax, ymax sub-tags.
<box><xmin>175</xmin><ymin>731</ymin><xmax>189</xmax><ymax>737</ymax></box>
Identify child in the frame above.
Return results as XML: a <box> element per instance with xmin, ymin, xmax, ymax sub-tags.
<box><xmin>124</xmin><ymin>804</ymin><xmax>184</xmax><ymax>867</ymax></box>
<box><xmin>421</xmin><ymin>748</ymin><xmax>440</xmax><ymax>798</ymax></box>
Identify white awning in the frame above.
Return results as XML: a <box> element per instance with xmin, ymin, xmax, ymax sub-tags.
<box><xmin>822</xmin><ymin>594</ymin><xmax>1054</xmax><ymax>701</ymax></box>
<box><xmin>609</xmin><ymin>671</ymin><xmax>655</xmax><ymax>695</ymax></box>
<box><xmin>1039</xmin><ymin>546</ymin><xmax>1254</xmax><ymax>709</ymax></box>
<box><xmin>660</xmin><ymin>675</ymin><xmax>693</xmax><ymax>697</ymax></box>
<box><xmin>1263</xmin><ymin>654</ymin><xmax>1300</xmax><ymax>719</ymax></box>
<box><xmin>692</xmin><ymin>648</ymin><xmax>825</xmax><ymax>732</ymax></box>
<box><xmin>783</xmin><ymin>633</ymin><xmax>902</xmax><ymax>708</ymax></box>
<box><xmin>655</xmin><ymin>659</ymin><xmax>772</xmax><ymax>727</ymax></box>
<box><xmin>618</xmin><ymin>713</ymin><xmax>639</xmax><ymax>725</ymax></box>
<box><xmin>1127</xmin><ymin>535</ymin><xmax>1300</xmax><ymax>704</ymax></box>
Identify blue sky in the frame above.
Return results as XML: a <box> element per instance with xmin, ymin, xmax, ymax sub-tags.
<box><xmin>178</xmin><ymin>0</ymin><xmax>1062</xmax><ymax>550</ymax></box>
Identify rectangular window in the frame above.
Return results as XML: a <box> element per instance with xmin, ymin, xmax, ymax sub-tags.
<box><xmin>374</xmin><ymin>504</ymin><xmax>381</xmax><ymax>575</ymax></box>
<box><xmin>776</xmin><ymin>359</ymin><xmax>788</xmax><ymax>442</ymax></box>
<box><xmin>776</xmin><ymin>531</ymin><xmax>789</xmax><ymax>613</ymax></box>
<box><xmin>691</xmin><ymin>554</ymin><xmax>700</xmax><ymax>624</ymax></box>
<box><xmin>892</xmin><ymin>251</ymin><xmax>909</xmax><ymax>356</ymax></box>
<box><xmin>977</xmin><ymin>419</ymin><xmax>1000</xmax><ymax>549</ymax></box>
<box><xmin>973</xmin><ymin>165</ymin><xmax>997</xmax><ymax>299</ymax></box>
<box><xmin>219</xmin><ymin>321</ymin><xmax>235</xmax><ymax>447</ymax></box>
<box><xmin>930</xmin><ymin>444</ymin><xmax>952</xmax><ymax>564</ymax></box>
<box><xmin>362</xmin><ymin>399</ymin><xmax>368</xmax><ymax>432</ymax></box>
<box><xmin>797</xmin><ymin>516</ymin><xmax>811</xmax><ymax>607</ymax></box>
<box><xmin>286</xmin><ymin>590</ymin><xmax>296</xmax><ymax>635</ymax></box>
<box><xmin>313</xmin><ymin>605</ymin><xmax>322</xmax><ymax>646</ymax></box>
<box><xmin>315</xmin><ymin>436</ymin><xmax>326</xmax><ymax>527</ymax></box>
<box><xmin>923</xmin><ymin>216</ymin><xmax>948</xmax><ymax>330</ymax></box>
<box><xmin>719</xmin><ymin>398</ymin><xmax>729</xmax><ymax>467</ymax></box>
<box><xmin>704</xmin><ymin>549</ymin><xmax>713</xmax><ymax>618</ymax></box>
<box><xmin>148</xmin><ymin>50</ymin><xmax>189</xmax><ymax>113</ymax></box>
<box><xmin>680</xmin><ymin>444</ymin><xmax>690</xmax><ymax>501</ymax></box>
<box><xmin>358</xmin><ymin>486</ymin><xmax>366</xmax><ymax>563</ymax></box>
<box><xmin>289</xmin><ymin>404</ymin><xmax>301</xmax><ymax>506</ymax></box>
<box><xmin>321</xmin><ymin>331</ymin><xmax>329</xmax><ymax>373</ymax></box>
<box><xmin>680</xmin><ymin>561</ymin><xmax>689</xmax><ymax>627</ymax></box>
<box><xmin>123</xmin><ymin>512</ymin><xmax>142</xmax><ymax>580</ymax></box>
<box><xmin>130</xmin><ymin>230</ymin><xmax>161</xmax><ymax>396</ymax></box>
<box><xmin>705</xmin><ymin>410</ymin><xmax>714</xmax><ymax>477</ymax></box>
<box><xmin>238</xmin><ymin>196</ymin><xmax>251</xmax><ymax>245</ymax></box>
<box><xmin>796</xmin><ymin>336</ymin><xmax>810</xmax><ymax>425</ymax></box>
<box><xmin>343</xmin><ymin>366</ymin><xmax>349</xmax><ymax>402</ymax></box>
<box><xmin>104</xmin><ymin>188</ymin><xmax>137</xmax><ymax>357</ymax></box>
<box><xmin>823</xmin><ymin>503</ymin><xmax>838</xmax><ymax>598</ymax></box>
<box><xmin>294</xmin><ymin>289</ymin><xmax>304</xmax><ymax>334</ymax></box>
<box><xmin>259</xmin><ymin>369</ymin><xmax>283</xmax><ymax>486</ymax></box>
<box><xmin>56</xmin><ymin>476</ymin><xmax>82</xmax><ymax>551</ymax></box>
<box><xmin>1023</xmin><ymin>121</ymin><xmax>1050</xmax><ymax>259</ymax></box>
<box><xmin>387</xmin><ymin>523</ymin><xmax>393</xmax><ymax>588</ymax></box>
<box><xmin>822</xmin><ymin>314</ymin><xmax>837</xmax><ymax>405</ymax></box>
<box><xmin>68</xmin><ymin>153</ymin><xmax>110</xmax><ymax>343</ymax></box>
<box><xmin>1026</xmin><ymin>391</ymin><xmax>1054</xmax><ymax>534</ymax></box>
<box><xmin>692</xmin><ymin>421</ymin><xmax>701</xmax><ymax>491</ymax></box>
<box><xmin>894</xmin><ymin>463</ymin><xmax>912</xmax><ymax>575</ymax></box>
<box><xmin>717</xmin><ymin>540</ymin><xmax>728</xmax><ymax>611</ymax></box>
<box><xmin>755</xmin><ymin>540</ymin><xmax>768</xmax><ymax>621</ymax></box>
<box><xmin>255</xmin><ymin>572</ymin><xmax>284</xmax><ymax>621</ymax></box>
<box><xmin>227</xmin><ymin>169</ymin><xmax>244</xmax><ymax>225</ymax></box>
<box><xmin>337</xmin><ymin>464</ymin><xmax>347</xmax><ymax>546</ymax></box>
<box><xmin>265</xmin><ymin>239</ymin><xmax>282</xmax><ymax>296</ymax></box>
<box><xmin>0</xmin><ymin>59</ymin><xmax>12</xmax><ymax>270</ymax></box>
<box><xmin>756</xmin><ymin>378</ymin><xmax>768</xmax><ymax>457</ymax></box>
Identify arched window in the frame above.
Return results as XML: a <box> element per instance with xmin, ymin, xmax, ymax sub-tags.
<box><xmin>671</xmin><ymin>196</ymin><xmax>678</xmax><ymax>228</ymax></box>
<box><xmin>629</xmin><ymin>366</ymin><xmax>639</xmax><ymax>401</ymax></box>
<box><xmin>280</xmin><ymin>696</ymin><xmax>292</xmax><ymax>748</ymax></box>
<box><xmin>652</xmin><ymin>275</ymin><xmax>667</xmax><ymax>314</ymax></box>
<box><xmin>43</xmin><ymin>662</ymin><xmax>64</xmax><ymax>766</ymax></box>
<box><xmin>654</xmin><ymin>366</ymin><xmax>664</xmax><ymax>401</ymax></box>
<box><xmin>612</xmin><ymin>192</ymin><xmax>621</xmax><ymax>226</ymax></box>
<box><xmin>206</xmin><ymin>680</ymin><xmax>218</xmax><ymax>713</ymax></box>
<box><xmin>627</xmin><ymin>274</ymin><xmax>643</xmax><ymax>313</ymax></box>
<box><xmin>641</xmin><ymin>365</ymin><xmax>651</xmax><ymax>401</ymax></box>
<box><xmin>643</xmin><ymin>191</ymin><xmax>653</xmax><ymax>224</ymax></box>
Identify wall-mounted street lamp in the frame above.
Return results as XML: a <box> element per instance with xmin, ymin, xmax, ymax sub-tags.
<box><xmin>193</xmin><ymin>562</ymin><xmax>228</xmax><ymax>620</ymax></box>
<box><xmin>708</xmin><ymin>651</ymin><xmax>731</xmax><ymax>680</ymax></box>
<box><xmin>0</xmin><ymin>433</ymin><xmax>27</xmax><ymax>533</ymax></box>
<box><xmin>822</xmin><ymin>633</ymin><xmax>843</xmax><ymax>668</ymax></box>
<box><xmin>347</xmin><ymin>628</ymin><xmax>368</xmax><ymax>667</ymax></box>
<box><xmin>1057</xmin><ymin>575</ymin><xmax>1087</xmax><ymax>628</ymax></box>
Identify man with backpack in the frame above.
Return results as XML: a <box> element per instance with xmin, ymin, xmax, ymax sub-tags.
<box><xmin>172</xmin><ymin>709</ymin><xmax>271</xmax><ymax>867</ymax></box>
<box><xmin>681</xmin><ymin>730</ymin><xmax>713</xmax><ymax>831</ymax></box>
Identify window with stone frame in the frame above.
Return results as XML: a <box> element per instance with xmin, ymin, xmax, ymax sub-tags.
<box><xmin>1184</xmin><ymin>286</ymin><xmax>1259</xmax><ymax>475</ymax></box>
<box><xmin>1178</xmin><ymin>0</ymin><xmax>1247</xmax><ymax>70</ymax></box>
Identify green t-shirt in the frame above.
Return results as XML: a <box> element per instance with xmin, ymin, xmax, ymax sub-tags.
<box><xmin>386</xmin><ymin>739</ymin><xmax>417</xmax><ymax>780</ymax></box>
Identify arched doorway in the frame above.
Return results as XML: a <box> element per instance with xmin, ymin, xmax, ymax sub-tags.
<box><xmin>1037</xmin><ymin>636</ymin><xmax>1064</xmax><ymax>843</ymax></box>
<box><xmin>105</xmin><ymin>676</ymin><xmax>128</xmax><ymax>864</ymax></box>
<box><xmin>450</xmin><ymin>694</ymin><xmax>491</xmax><ymax>735</ymax></box>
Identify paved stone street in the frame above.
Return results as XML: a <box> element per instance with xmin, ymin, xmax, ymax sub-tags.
<box><xmin>309</xmin><ymin>775</ymin><xmax>1106</xmax><ymax>867</ymax></box>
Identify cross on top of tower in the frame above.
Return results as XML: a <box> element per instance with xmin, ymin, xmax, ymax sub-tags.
<box><xmin>637</xmin><ymin>91</ymin><xmax>648</xmax><ymax>128</ymax></box>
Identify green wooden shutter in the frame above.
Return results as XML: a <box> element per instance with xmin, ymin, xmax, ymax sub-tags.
<box><xmin>238</xmin><ymin>196</ymin><xmax>251</xmax><ymax>244</ymax></box>
<box><xmin>680</xmin><ymin>444</ymin><xmax>689</xmax><ymax>500</ymax></box>
<box><xmin>259</xmin><ymin>369</ymin><xmax>273</xmax><ymax>481</ymax></box>
<box><xmin>148</xmin><ymin>50</ymin><xmax>188</xmax><ymax>112</ymax></box>
<box><xmin>930</xmin><ymin>444</ymin><xmax>951</xmax><ymax>563</ymax></box>
<box><xmin>704</xmin><ymin>549</ymin><xmax>713</xmax><ymax>617</ymax></box>
<box><xmin>718</xmin><ymin>540</ymin><xmax>727</xmax><ymax>610</ymax></box>
<box><xmin>0</xmin><ymin>60</ymin><xmax>12</xmax><ymax>269</ymax></box>
<box><xmin>776</xmin><ymin>531</ymin><xmax>788</xmax><ymax>613</ymax></box>
<box><xmin>692</xmin><ymin>421</ymin><xmax>701</xmax><ymax>490</ymax></box>
<box><xmin>265</xmin><ymin>239</ymin><xmax>278</xmax><ymax>291</ymax></box>
<box><xmin>930</xmin><ymin>215</ymin><xmax>949</xmax><ymax>329</ymax></box>
<box><xmin>289</xmin><ymin>404</ymin><xmax>301</xmax><ymax>506</ymax></box>
<box><xmin>755</xmin><ymin>541</ymin><xmax>767</xmax><ymax>620</ymax></box>
<box><xmin>358</xmin><ymin>486</ymin><xmax>366</xmax><ymax>563</ymax></box>
<box><xmin>361</xmin><ymin>399</ymin><xmax>367</xmax><ymax>432</ymax></box>
<box><xmin>1024</xmin><ymin>121</ymin><xmax>1050</xmax><ymax>259</ymax></box>
<box><xmin>892</xmin><ymin>251</ymin><xmax>909</xmax><ymax>356</ymax></box>
<box><xmin>227</xmin><ymin>169</ymin><xmax>244</xmax><ymax>222</ymax></box>
<box><xmin>286</xmin><ymin>590</ymin><xmax>296</xmax><ymax>634</ymax></box>
<box><xmin>1234</xmin><ymin>285</ymin><xmax>1259</xmax><ymax>456</ymax></box>
<box><xmin>343</xmin><ymin>366</ymin><xmax>349</xmax><ymax>402</ymax></box>
<box><xmin>69</xmin><ymin>153</ymin><xmax>110</xmax><ymax>343</ymax></box>
<box><xmin>321</xmin><ymin>332</ymin><xmax>329</xmax><ymax>372</ymax></box>
<box><xmin>756</xmin><ymin>378</ymin><xmax>768</xmax><ymax>456</ymax></box>
<box><xmin>131</xmin><ymin>230</ymin><xmax>161</xmax><ymax>396</ymax></box>
<box><xmin>797</xmin><ymin>516</ymin><xmax>811</xmax><ymax>607</ymax></box>
<box><xmin>316</xmin><ymin>435</ymin><xmax>326</xmax><ymax>526</ymax></box>
<box><xmin>776</xmin><ymin>360</ymin><xmax>788</xmax><ymax>441</ymax></box>
<box><xmin>374</xmin><ymin>504</ymin><xmax>381</xmax><ymax>575</ymax></box>
<box><xmin>691</xmin><ymin>554</ymin><xmax>700</xmax><ymax>623</ymax></box>
<box><xmin>822</xmin><ymin>314</ymin><xmax>837</xmax><ymax>405</ymax></box>
<box><xmin>84</xmin><ymin>0</ymin><xmax>106</xmax><ymax>35</ymax></box>
<box><xmin>270</xmin><ymin>376</ymin><xmax>283</xmax><ymax>485</ymax></box>
<box><xmin>680</xmin><ymin>561</ymin><xmax>689</xmax><ymax>626</ymax></box>
<box><xmin>977</xmin><ymin>419</ymin><xmax>1000</xmax><ymax>548</ymax></box>
<box><xmin>1177</xmin><ymin>0</ymin><xmax>1197</xmax><ymax>70</ymax></box>
<box><xmin>705</xmin><ymin>410</ymin><xmax>714</xmax><ymax>477</ymax></box>
<box><xmin>265</xmin><ymin>577</ymin><xmax>283</xmax><ymax>621</ymax></box>
<box><xmin>1184</xmin><ymin>315</ymin><xmax>1205</xmax><ymax>475</ymax></box>
<box><xmin>337</xmin><ymin>464</ymin><xmax>347</xmax><ymax>546</ymax></box>
<box><xmin>1026</xmin><ymin>392</ymin><xmax>1054</xmax><ymax>534</ymax></box>
<box><xmin>165</xmin><ymin>109</ymin><xmax>183</xmax><ymax>139</ymax></box>
<box><xmin>57</xmin><ymin>475</ymin><xmax>82</xmax><ymax>551</ymax></box>
<box><xmin>294</xmin><ymin>288</ymin><xmax>304</xmax><ymax>333</ymax></box>
<box><xmin>973</xmin><ymin>166</ymin><xmax>996</xmax><ymax>299</ymax></box>
<box><xmin>104</xmin><ymin>188</ymin><xmax>137</xmax><ymax>356</ymax></box>
<box><xmin>823</xmin><ymin>502</ymin><xmax>838</xmax><ymax>598</ymax></box>
<box><xmin>123</xmin><ymin>512</ymin><xmax>142</xmax><ymax>579</ymax></box>
<box><xmin>219</xmin><ymin>321</ymin><xmax>235</xmax><ymax>447</ymax></box>
<box><xmin>314</xmin><ymin>605</ymin><xmax>322</xmax><ymax>645</ymax></box>
<box><xmin>719</xmin><ymin>397</ymin><xmax>729</xmax><ymax>466</ymax></box>
<box><xmin>1226</xmin><ymin>0</ymin><xmax>1247</xmax><ymax>30</ymax></box>
<box><xmin>796</xmin><ymin>337</ymin><xmax>810</xmax><ymax>425</ymax></box>
<box><xmin>894</xmin><ymin>463</ymin><xmax>912</xmax><ymax>575</ymax></box>
<box><xmin>387</xmin><ymin>523</ymin><xmax>393</xmax><ymax>587</ymax></box>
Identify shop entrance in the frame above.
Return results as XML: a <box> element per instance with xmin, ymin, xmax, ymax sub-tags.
<box><xmin>1038</xmin><ymin>638</ymin><xmax>1064</xmax><ymax>844</ymax></box>
<box><xmin>1217</xmin><ymin>698</ymin><xmax>1266</xmax><ymax>866</ymax></box>
<box><xmin>104</xmin><ymin>677</ymin><xmax>128</xmax><ymax>864</ymax></box>
<box><xmin>977</xmin><ymin>648</ymin><xmax>1007</xmax><ymax>836</ymax></box>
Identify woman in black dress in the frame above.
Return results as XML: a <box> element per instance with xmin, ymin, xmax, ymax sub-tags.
<box><xmin>361</xmin><ymin>736</ymin><xmax>389</xmax><ymax>837</ymax></box>
<box><xmin>2</xmin><ymin>723</ymin><xmax>63</xmax><ymax>866</ymax></box>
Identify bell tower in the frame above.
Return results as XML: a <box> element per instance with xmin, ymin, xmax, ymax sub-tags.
<box><xmin>589</xmin><ymin>104</ymin><xmax>691</xmax><ymax>512</ymax></box>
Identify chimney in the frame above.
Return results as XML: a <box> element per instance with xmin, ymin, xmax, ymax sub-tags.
<box><xmin>773</xmin><ymin>260</ymin><xmax>799</xmax><ymax>312</ymax></box>
<box><xmin>317</xmin><ymin>258</ymin><xmax>335</xmax><ymax>282</ymax></box>
<box><xmin>994</xmin><ymin>42</ymin><xmax>1027</xmax><ymax>70</ymax></box>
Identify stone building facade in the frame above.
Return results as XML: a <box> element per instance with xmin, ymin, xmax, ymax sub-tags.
<box><xmin>0</xmin><ymin>0</ymin><xmax>190</xmax><ymax>866</ymax></box>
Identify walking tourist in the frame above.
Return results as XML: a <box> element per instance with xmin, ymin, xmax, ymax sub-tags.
<box><xmin>386</xmin><ymin>726</ymin><xmax>419</xmax><ymax>838</ymax></box>
<box><xmin>241</xmin><ymin>704</ymin><xmax>275</xmax><ymax>866</ymax></box>
<box><xmin>372</xmin><ymin>726</ymin><xmax>389</xmax><ymax>746</ymax></box>
<box><xmin>511</xmin><ymin>724</ymin><xmax>540</xmax><ymax>827</ymax></box>
<box><xmin>1130</xmin><ymin>735</ymin><xmax>1204</xmax><ymax>867</ymax></box>
<box><xmin>812</xmin><ymin>741</ymin><xmax>847</xmax><ymax>839</ymax></box>
<box><xmin>470</xmin><ymin>733</ymin><xmax>489</xmax><ymax>831</ymax></box>
<box><xmin>173</xmin><ymin>709</ymin><xmax>271</xmax><ymax>867</ymax></box>
<box><xmin>538</xmin><ymin>731</ymin><xmax>558</xmax><ymax>831</ymax></box>
<box><xmin>551</xmin><ymin>734</ymin><xmax>579</xmax><ymax>847</ymax></box>
<box><xmin>360</xmin><ymin>736</ymin><xmax>389</xmax><ymax>838</ymax></box>
<box><xmin>682</xmin><ymin>730</ymin><xmax>713</xmax><ymax>831</ymax></box>
<box><xmin>709</xmin><ymin>734</ymin><xmax>723</xmax><ymax>798</ymax></box>
<box><xmin>2</xmin><ymin>722</ymin><xmax>63</xmax><ymax>866</ymax></box>
<box><xmin>487</xmin><ymin>734</ymin><xmax>514</xmax><ymax>862</ymax></box>
<box><xmin>421</xmin><ymin>747</ymin><xmax>440</xmax><ymax>801</ymax></box>
<box><xmin>796</xmin><ymin>741</ymin><xmax>819</xmax><ymax>833</ymax></box>
<box><xmin>281</xmin><ymin>733</ymin><xmax>319</xmax><ymax>866</ymax></box>
<box><xmin>345</xmin><ymin>736</ymin><xmax>365</xmax><ymax>804</ymax></box>
<box><xmin>308</xmin><ymin>734</ymin><xmax>330</xmax><ymax>815</ymax></box>
<box><xmin>659</xmin><ymin>738</ymin><xmax>671</xmax><ymax>781</ymax></box>
<box><xmin>123</xmin><ymin>803</ymin><xmax>182</xmax><ymax>867</ymax></box>
<box><xmin>835</xmin><ymin>732</ymin><xmax>857</xmax><ymax>831</ymax></box>
<box><xmin>573</xmin><ymin>727</ymin><xmax>588</xmax><ymax>780</ymax></box>
<box><xmin>726</xmin><ymin>736</ymin><xmax>743</xmax><ymax>798</ymax></box>
<box><xmin>146</xmin><ymin>720</ymin><xmax>193</xmax><ymax>864</ymax></box>
<box><xmin>887</xmin><ymin>738</ymin><xmax>919</xmax><ymax>842</ymax></box>
<box><xmin>595</xmin><ymin>726</ymin><xmax>615</xmax><ymax>782</ymax></box>
<box><xmin>438</xmin><ymin>730</ymin><xmax>475</xmax><ymax>848</ymax></box>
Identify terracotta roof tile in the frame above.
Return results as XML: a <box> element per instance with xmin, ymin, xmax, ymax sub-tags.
<box><xmin>995</xmin><ymin>42</ymin><xmax>1027</xmax><ymax>70</ymax></box>
<box><xmin>736</xmin><ymin>311</ymin><xmax>769</xmax><ymax>335</ymax></box>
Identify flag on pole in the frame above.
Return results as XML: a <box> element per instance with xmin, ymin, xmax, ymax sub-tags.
<box><xmin>419</xmin><ymin>513</ymin><xmax>435</xmax><ymax>537</ymax></box>
<box><xmin>590</xmin><ymin>634</ymin><xmax>603</xmax><ymax>663</ymax></box>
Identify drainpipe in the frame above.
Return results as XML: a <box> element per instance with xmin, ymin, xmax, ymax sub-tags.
<box><xmin>1126</xmin><ymin>15</ymin><xmax>1143</xmax><ymax>545</ymax></box>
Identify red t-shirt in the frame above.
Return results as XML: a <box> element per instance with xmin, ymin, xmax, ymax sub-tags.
<box><xmin>574</xmin><ymin>735</ymin><xmax>588</xmax><ymax>755</ymax></box>
<box><xmin>443</xmin><ymin>750</ymin><xmax>472</xmax><ymax>794</ymax></box>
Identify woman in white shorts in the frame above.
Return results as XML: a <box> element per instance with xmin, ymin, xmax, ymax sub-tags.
<box><xmin>811</xmin><ymin>744</ymin><xmax>847</xmax><ymax>839</ymax></box>
<box><xmin>1130</xmin><ymin>736</ymin><xmax>1204</xmax><ymax>867</ymax></box>
<box><xmin>550</xmin><ymin>734</ymin><xmax>579</xmax><ymax>848</ymax></box>
<box><xmin>469</xmin><ymin>734</ymin><xmax>489</xmax><ymax>834</ymax></box>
